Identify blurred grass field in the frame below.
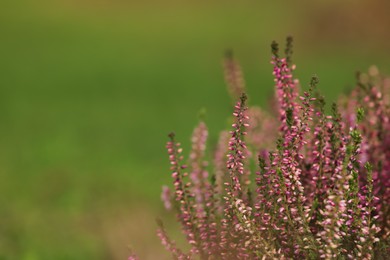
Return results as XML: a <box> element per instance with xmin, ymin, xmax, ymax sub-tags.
<box><xmin>0</xmin><ymin>0</ymin><xmax>389</xmax><ymax>259</ymax></box>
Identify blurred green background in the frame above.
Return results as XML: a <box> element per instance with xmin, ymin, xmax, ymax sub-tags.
<box><xmin>0</xmin><ymin>0</ymin><xmax>389</xmax><ymax>259</ymax></box>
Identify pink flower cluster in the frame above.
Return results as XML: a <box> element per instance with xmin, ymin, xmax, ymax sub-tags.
<box><xmin>151</xmin><ymin>38</ymin><xmax>389</xmax><ymax>259</ymax></box>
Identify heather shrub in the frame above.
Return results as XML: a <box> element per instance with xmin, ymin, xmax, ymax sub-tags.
<box><xmin>143</xmin><ymin>38</ymin><xmax>390</xmax><ymax>259</ymax></box>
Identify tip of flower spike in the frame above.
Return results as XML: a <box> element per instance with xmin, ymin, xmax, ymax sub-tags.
<box><xmin>224</xmin><ymin>49</ymin><xmax>234</xmax><ymax>59</ymax></box>
<box><xmin>240</xmin><ymin>93</ymin><xmax>248</xmax><ymax>104</ymax></box>
<box><xmin>156</xmin><ymin>217</ymin><xmax>164</xmax><ymax>228</ymax></box>
<box><xmin>271</xmin><ymin>40</ymin><xmax>279</xmax><ymax>57</ymax></box>
<box><xmin>285</xmin><ymin>36</ymin><xmax>293</xmax><ymax>64</ymax></box>
<box><xmin>286</xmin><ymin>35</ymin><xmax>293</xmax><ymax>44</ymax></box>
<box><xmin>197</xmin><ymin>107</ymin><xmax>207</xmax><ymax>121</ymax></box>
<box><xmin>127</xmin><ymin>245</ymin><xmax>138</xmax><ymax>260</ymax></box>
<box><xmin>168</xmin><ymin>132</ymin><xmax>175</xmax><ymax>140</ymax></box>
<box><xmin>310</xmin><ymin>75</ymin><xmax>320</xmax><ymax>88</ymax></box>
<box><xmin>356</xmin><ymin>107</ymin><xmax>365</xmax><ymax>123</ymax></box>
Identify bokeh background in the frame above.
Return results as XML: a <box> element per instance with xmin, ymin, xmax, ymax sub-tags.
<box><xmin>1</xmin><ymin>0</ymin><xmax>389</xmax><ymax>259</ymax></box>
